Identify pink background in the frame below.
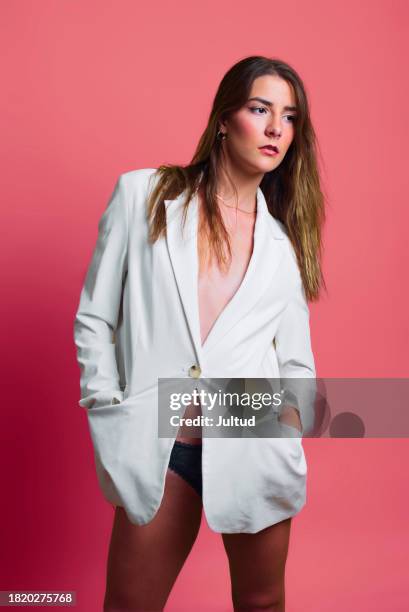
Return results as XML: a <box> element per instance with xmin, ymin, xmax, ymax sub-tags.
<box><xmin>1</xmin><ymin>0</ymin><xmax>408</xmax><ymax>610</ymax></box>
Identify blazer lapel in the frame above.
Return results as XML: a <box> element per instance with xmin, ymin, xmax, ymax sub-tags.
<box><xmin>165</xmin><ymin>191</ymin><xmax>203</xmax><ymax>363</ymax></box>
<box><xmin>165</xmin><ymin>185</ymin><xmax>286</xmax><ymax>365</ymax></box>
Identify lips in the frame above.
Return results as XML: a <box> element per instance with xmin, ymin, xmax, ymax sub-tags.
<box><xmin>260</xmin><ymin>145</ymin><xmax>279</xmax><ymax>153</ymax></box>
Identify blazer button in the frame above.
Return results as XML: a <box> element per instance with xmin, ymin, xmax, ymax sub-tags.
<box><xmin>188</xmin><ymin>364</ymin><xmax>201</xmax><ymax>378</ymax></box>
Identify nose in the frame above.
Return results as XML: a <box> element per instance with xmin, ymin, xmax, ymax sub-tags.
<box><xmin>266</xmin><ymin>116</ymin><xmax>282</xmax><ymax>138</ymax></box>
<box><xmin>267</xmin><ymin>124</ymin><xmax>281</xmax><ymax>137</ymax></box>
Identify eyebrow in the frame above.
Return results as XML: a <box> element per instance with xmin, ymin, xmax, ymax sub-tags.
<box><xmin>247</xmin><ymin>96</ymin><xmax>298</xmax><ymax>112</ymax></box>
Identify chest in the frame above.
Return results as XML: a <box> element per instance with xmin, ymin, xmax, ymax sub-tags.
<box><xmin>197</xmin><ymin>201</ymin><xmax>256</xmax><ymax>346</ymax></box>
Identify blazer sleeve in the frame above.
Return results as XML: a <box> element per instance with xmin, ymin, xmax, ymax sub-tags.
<box><xmin>274</xmin><ymin>262</ymin><xmax>317</xmax><ymax>434</ymax></box>
<box><xmin>73</xmin><ymin>174</ymin><xmax>128</xmax><ymax>410</ymax></box>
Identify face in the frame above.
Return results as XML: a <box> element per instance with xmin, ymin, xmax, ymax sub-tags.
<box><xmin>220</xmin><ymin>74</ymin><xmax>297</xmax><ymax>175</ymax></box>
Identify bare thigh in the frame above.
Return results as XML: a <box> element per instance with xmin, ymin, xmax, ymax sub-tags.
<box><xmin>104</xmin><ymin>468</ymin><xmax>203</xmax><ymax>612</ymax></box>
<box><xmin>222</xmin><ymin>517</ymin><xmax>292</xmax><ymax>612</ymax></box>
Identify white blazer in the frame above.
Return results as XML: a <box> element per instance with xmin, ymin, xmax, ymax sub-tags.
<box><xmin>73</xmin><ymin>167</ymin><xmax>316</xmax><ymax>534</ymax></box>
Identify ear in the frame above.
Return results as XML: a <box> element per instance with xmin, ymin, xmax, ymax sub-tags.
<box><xmin>218</xmin><ymin>115</ymin><xmax>229</xmax><ymax>132</ymax></box>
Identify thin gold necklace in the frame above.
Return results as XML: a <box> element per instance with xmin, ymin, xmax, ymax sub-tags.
<box><xmin>215</xmin><ymin>193</ymin><xmax>256</xmax><ymax>215</ymax></box>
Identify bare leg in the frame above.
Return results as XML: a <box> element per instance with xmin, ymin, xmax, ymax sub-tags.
<box><xmin>103</xmin><ymin>468</ymin><xmax>203</xmax><ymax>611</ymax></box>
<box><xmin>222</xmin><ymin>517</ymin><xmax>292</xmax><ymax>612</ymax></box>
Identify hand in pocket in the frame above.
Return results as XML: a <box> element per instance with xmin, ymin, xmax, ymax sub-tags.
<box><xmin>278</xmin><ymin>404</ymin><xmax>302</xmax><ymax>435</ymax></box>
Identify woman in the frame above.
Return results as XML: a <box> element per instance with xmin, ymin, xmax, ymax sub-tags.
<box><xmin>74</xmin><ymin>55</ymin><xmax>325</xmax><ymax>611</ymax></box>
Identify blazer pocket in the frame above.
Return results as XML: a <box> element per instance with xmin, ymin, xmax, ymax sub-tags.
<box><xmin>85</xmin><ymin>390</ymin><xmax>125</xmax><ymax>411</ymax></box>
<box><xmin>278</xmin><ymin>422</ymin><xmax>302</xmax><ymax>438</ymax></box>
<box><xmin>110</xmin><ymin>383</ymin><xmax>131</xmax><ymax>405</ymax></box>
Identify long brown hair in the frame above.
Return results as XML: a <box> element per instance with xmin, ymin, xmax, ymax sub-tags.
<box><xmin>146</xmin><ymin>55</ymin><xmax>326</xmax><ymax>302</ymax></box>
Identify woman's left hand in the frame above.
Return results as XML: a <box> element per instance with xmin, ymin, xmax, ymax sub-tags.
<box><xmin>278</xmin><ymin>404</ymin><xmax>303</xmax><ymax>433</ymax></box>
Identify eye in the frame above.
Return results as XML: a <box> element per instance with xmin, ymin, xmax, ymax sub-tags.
<box><xmin>250</xmin><ymin>107</ymin><xmax>297</xmax><ymax>123</ymax></box>
<box><xmin>249</xmin><ymin>106</ymin><xmax>268</xmax><ymax>114</ymax></box>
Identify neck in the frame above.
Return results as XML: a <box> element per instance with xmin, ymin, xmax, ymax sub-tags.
<box><xmin>214</xmin><ymin>161</ymin><xmax>263</xmax><ymax>213</ymax></box>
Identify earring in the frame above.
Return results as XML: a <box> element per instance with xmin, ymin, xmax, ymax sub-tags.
<box><xmin>217</xmin><ymin>129</ymin><xmax>227</xmax><ymax>140</ymax></box>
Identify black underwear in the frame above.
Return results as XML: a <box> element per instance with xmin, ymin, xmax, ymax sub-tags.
<box><xmin>168</xmin><ymin>440</ymin><xmax>203</xmax><ymax>498</ymax></box>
